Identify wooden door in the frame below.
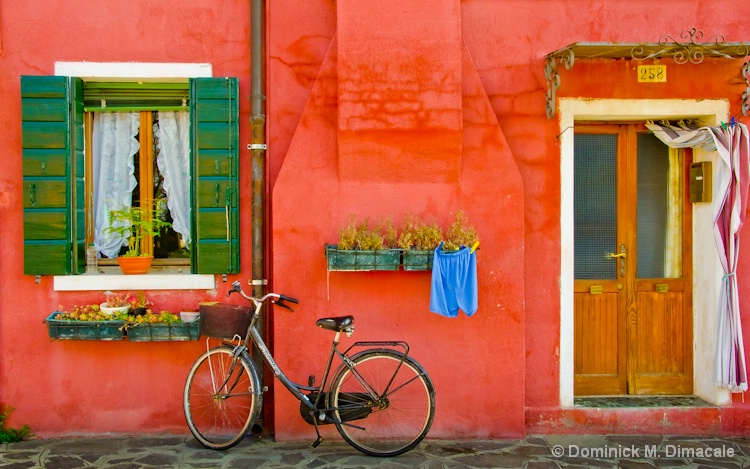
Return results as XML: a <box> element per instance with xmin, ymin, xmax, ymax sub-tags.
<box><xmin>573</xmin><ymin>124</ymin><xmax>693</xmax><ymax>396</ymax></box>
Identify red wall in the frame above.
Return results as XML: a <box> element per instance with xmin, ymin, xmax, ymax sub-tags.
<box><xmin>3</xmin><ymin>0</ymin><xmax>750</xmax><ymax>439</ymax></box>
<box><xmin>273</xmin><ymin>1</ymin><xmax>524</xmax><ymax>439</ymax></box>
<box><xmin>0</xmin><ymin>1</ymin><xmax>253</xmax><ymax>434</ymax></box>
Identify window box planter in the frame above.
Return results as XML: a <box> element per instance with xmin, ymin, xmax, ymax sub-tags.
<box><xmin>127</xmin><ymin>320</ymin><xmax>201</xmax><ymax>342</ymax></box>
<box><xmin>402</xmin><ymin>250</ymin><xmax>434</xmax><ymax>271</ymax></box>
<box><xmin>325</xmin><ymin>245</ymin><xmax>401</xmax><ymax>271</ymax></box>
<box><xmin>44</xmin><ymin>312</ymin><xmax>126</xmax><ymax>341</ymax></box>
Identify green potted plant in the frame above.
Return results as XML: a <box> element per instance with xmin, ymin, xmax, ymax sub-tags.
<box><xmin>129</xmin><ymin>291</ymin><xmax>153</xmax><ymax>316</ymax></box>
<box><xmin>443</xmin><ymin>210</ymin><xmax>479</xmax><ymax>252</ymax></box>
<box><xmin>326</xmin><ymin>216</ymin><xmax>401</xmax><ymax>271</ymax></box>
<box><xmin>105</xmin><ymin>199</ymin><xmax>172</xmax><ymax>274</ymax></box>
<box><xmin>100</xmin><ymin>291</ymin><xmax>133</xmax><ymax>315</ymax></box>
<box><xmin>45</xmin><ymin>302</ymin><xmax>128</xmax><ymax>341</ymax></box>
<box><xmin>398</xmin><ymin>213</ymin><xmax>443</xmax><ymax>271</ymax></box>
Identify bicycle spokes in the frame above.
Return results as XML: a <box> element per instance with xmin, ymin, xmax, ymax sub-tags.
<box><xmin>184</xmin><ymin>347</ymin><xmax>260</xmax><ymax>450</ymax></box>
<box><xmin>330</xmin><ymin>351</ymin><xmax>435</xmax><ymax>457</ymax></box>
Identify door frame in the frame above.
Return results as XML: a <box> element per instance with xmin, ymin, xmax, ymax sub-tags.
<box><xmin>558</xmin><ymin>98</ymin><xmax>731</xmax><ymax>407</ymax></box>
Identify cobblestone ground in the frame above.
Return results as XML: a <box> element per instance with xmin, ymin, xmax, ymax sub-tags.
<box><xmin>1</xmin><ymin>434</ymin><xmax>749</xmax><ymax>468</ymax></box>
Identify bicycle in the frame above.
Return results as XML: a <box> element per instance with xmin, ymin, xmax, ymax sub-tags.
<box><xmin>183</xmin><ymin>280</ymin><xmax>436</xmax><ymax>457</ymax></box>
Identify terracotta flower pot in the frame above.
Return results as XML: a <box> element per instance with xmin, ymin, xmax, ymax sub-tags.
<box><xmin>117</xmin><ymin>256</ymin><xmax>154</xmax><ymax>275</ymax></box>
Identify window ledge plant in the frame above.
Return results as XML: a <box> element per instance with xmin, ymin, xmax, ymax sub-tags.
<box><xmin>105</xmin><ymin>198</ymin><xmax>172</xmax><ymax>274</ymax></box>
<box><xmin>46</xmin><ymin>292</ymin><xmax>200</xmax><ymax>341</ymax></box>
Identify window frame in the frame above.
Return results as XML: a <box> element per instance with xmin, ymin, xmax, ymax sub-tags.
<box><xmin>21</xmin><ymin>65</ymin><xmax>240</xmax><ymax>288</ymax></box>
<box><xmin>85</xmin><ymin>109</ymin><xmax>189</xmax><ymax>266</ymax></box>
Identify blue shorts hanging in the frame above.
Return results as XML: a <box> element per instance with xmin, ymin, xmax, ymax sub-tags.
<box><xmin>429</xmin><ymin>242</ymin><xmax>478</xmax><ymax>317</ymax></box>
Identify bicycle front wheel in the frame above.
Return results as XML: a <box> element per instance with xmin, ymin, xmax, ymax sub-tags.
<box><xmin>329</xmin><ymin>350</ymin><xmax>435</xmax><ymax>457</ymax></box>
<box><xmin>183</xmin><ymin>346</ymin><xmax>261</xmax><ymax>450</ymax></box>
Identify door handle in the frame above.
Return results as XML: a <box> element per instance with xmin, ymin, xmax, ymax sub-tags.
<box><xmin>606</xmin><ymin>245</ymin><xmax>626</xmax><ymax>277</ymax></box>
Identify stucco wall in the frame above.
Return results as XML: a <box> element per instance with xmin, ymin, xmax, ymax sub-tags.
<box><xmin>0</xmin><ymin>0</ymin><xmax>253</xmax><ymax>434</ymax></box>
<box><xmin>2</xmin><ymin>0</ymin><xmax>750</xmax><ymax>439</ymax></box>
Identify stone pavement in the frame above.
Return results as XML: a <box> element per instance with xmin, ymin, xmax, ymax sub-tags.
<box><xmin>1</xmin><ymin>434</ymin><xmax>750</xmax><ymax>468</ymax></box>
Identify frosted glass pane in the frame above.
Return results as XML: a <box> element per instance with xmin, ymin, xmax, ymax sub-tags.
<box><xmin>637</xmin><ymin>134</ymin><xmax>682</xmax><ymax>279</ymax></box>
<box><xmin>574</xmin><ymin>134</ymin><xmax>617</xmax><ymax>280</ymax></box>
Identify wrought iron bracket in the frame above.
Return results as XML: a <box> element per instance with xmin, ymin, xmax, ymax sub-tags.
<box><xmin>545</xmin><ymin>48</ymin><xmax>574</xmax><ymax>119</ymax></box>
<box><xmin>544</xmin><ymin>28</ymin><xmax>750</xmax><ymax>118</ymax></box>
<box><xmin>630</xmin><ymin>28</ymin><xmax>749</xmax><ymax>64</ymax></box>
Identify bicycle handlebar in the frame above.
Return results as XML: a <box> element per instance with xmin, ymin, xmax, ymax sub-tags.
<box><xmin>227</xmin><ymin>281</ymin><xmax>299</xmax><ymax>311</ymax></box>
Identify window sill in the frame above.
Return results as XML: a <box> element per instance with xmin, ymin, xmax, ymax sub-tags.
<box><xmin>53</xmin><ymin>267</ymin><xmax>215</xmax><ymax>291</ymax></box>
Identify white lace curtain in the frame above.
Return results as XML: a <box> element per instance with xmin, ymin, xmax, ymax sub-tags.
<box><xmin>92</xmin><ymin>112</ymin><xmax>139</xmax><ymax>259</ymax></box>
<box><xmin>92</xmin><ymin>111</ymin><xmax>191</xmax><ymax>258</ymax></box>
<box><xmin>155</xmin><ymin>111</ymin><xmax>191</xmax><ymax>246</ymax></box>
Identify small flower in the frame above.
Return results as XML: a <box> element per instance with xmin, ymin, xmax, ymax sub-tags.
<box><xmin>104</xmin><ymin>291</ymin><xmax>132</xmax><ymax>308</ymax></box>
<box><xmin>129</xmin><ymin>291</ymin><xmax>153</xmax><ymax>309</ymax></box>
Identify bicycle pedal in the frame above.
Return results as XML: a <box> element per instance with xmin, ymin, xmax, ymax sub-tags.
<box><xmin>311</xmin><ymin>436</ymin><xmax>324</xmax><ymax>448</ymax></box>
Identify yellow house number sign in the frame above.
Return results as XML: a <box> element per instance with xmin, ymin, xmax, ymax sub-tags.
<box><xmin>637</xmin><ymin>65</ymin><xmax>666</xmax><ymax>83</ymax></box>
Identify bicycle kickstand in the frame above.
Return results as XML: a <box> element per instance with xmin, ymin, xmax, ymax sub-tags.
<box><xmin>309</xmin><ymin>411</ymin><xmax>324</xmax><ymax>449</ymax></box>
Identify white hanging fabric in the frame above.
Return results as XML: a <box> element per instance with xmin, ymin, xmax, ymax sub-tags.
<box><xmin>155</xmin><ymin>111</ymin><xmax>192</xmax><ymax>247</ymax></box>
<box><xmin>92</xmin><ymin>112</ymin><xmax>140</xmax><ymax>259</ymax></box>
<box><xmin>647</xmin><ymin>120</ymin><xmax>750</xmax><ymax>393</ymax></box>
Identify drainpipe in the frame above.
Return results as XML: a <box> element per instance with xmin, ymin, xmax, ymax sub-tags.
<box><xmin>249</xmin><ymin>0</ymin><xmax>268</xmax><ymax>433</ymax></box>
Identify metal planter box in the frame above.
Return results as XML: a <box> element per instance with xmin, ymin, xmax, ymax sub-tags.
<box><xmin>45</xmin><ymin>312</ymin><xmax>126</xmax><ymax>341</ymax></box>
<box><xmin>402</xmin><ymin>250</ymin><xmax>434</xmax><ymax>271</ymax></box>
<box><xmin>325</xmin><ymin>245</ymin><xmax>401</xmax><ymax>271</ymax></box>
<box><xmin>127</xmin><ymin>320</ymin><xmax>201</xmax><ymax>342</ymax></box>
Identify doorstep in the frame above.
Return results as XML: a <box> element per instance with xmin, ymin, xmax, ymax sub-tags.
<box><xmin>574</xmin><ymin>395</ymin><xmax>715</xmax><ymax>408</ymax></box>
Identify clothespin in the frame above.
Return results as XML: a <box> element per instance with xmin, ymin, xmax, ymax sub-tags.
<box><xmin>470</xmin><ymin>241</ymin><xmax>479</xmax><ymax>254</ymax></box>
<box><xmin>731</xmin><ymin>116</ymin><xmax>735</xmax><ymax>128</ymax></box>
<box><xmin>721</xmin><ymin>121</ymin><xmax>727</xmax><ymax>130</ymax></box>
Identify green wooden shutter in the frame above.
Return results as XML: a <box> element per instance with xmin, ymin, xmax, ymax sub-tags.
<box><xmin>190</xmin><ymin>78</ymin><xmax>240</xmax><ymax>274</ymax></box>
<box><xmin>21</xmin><ymin>76</ymin><xmax>85</xmax><ymax>275</ymax></box>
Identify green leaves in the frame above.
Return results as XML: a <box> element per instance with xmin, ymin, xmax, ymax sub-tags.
<box><xmin>0</xmin><ymin>405</ymin><xmax>32</xmax><ymax>443</ymax></box>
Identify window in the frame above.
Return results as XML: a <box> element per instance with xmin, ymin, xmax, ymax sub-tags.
<box><xmin>21</xmin><ymin>76</ymin><xmax>240</xmax><ymax>275</ymax></box>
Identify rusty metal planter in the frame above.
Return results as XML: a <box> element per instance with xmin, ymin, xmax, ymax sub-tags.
<box><xmin>325</xmin><ymin>245</ymin><xmax>401</xmax><ymax>271</ymax></box>
<box><xmin>402</xmin><ymin>250</ymin><xmax>434</xmax><ymax>271</ymax></box>
<box><xmin>45</xmin><ymin>312</ymin><xmax>126</xmax><ymax>341</ymax></box>
<box><xmin>127</xmin><ymin>320</ymin><xmax>201</xmax><ymax>342</ymax></box>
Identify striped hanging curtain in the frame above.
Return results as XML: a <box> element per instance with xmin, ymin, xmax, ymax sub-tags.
<box><xmin>647</xmin><ymin>120</ymin><xmax>750</xmax><ymax>393</ymax></box>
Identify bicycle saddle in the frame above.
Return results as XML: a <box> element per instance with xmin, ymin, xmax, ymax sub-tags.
<box><xmin>316</xmin><ymin>316</ymin><xmax>354</xmax><ymax>332</ymax></box>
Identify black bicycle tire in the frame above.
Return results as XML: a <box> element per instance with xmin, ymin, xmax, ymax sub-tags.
<box><xmin>329</xmin><ymin>349</ymin><xmax>436</xmax><ymax>457</ymax></box>
<box><xmin>183</xmin><ymin>346</ymin><xmax>261</xmax><ymax>450</ymax></box>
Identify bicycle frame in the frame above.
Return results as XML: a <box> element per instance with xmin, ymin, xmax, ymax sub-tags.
<box><xmin>186</xmin><ymin>282</ymin><xmax>436</xmax><ymax>455</ymax></box>
<box><xmin>232</xmin><ymin>291</ymin><xmax>411</xmax><ymax>428</ymax></box>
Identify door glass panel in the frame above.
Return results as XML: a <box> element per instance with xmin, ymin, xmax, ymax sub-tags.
<box><xmin>637</xmin><ymin>134</ymin><xmax>682</xmax><ymax>278</ymax></box>
<box><xmin>574</xmin><ymin>133</ymin><xmax>618</xmax><ymax>280</ymax></box>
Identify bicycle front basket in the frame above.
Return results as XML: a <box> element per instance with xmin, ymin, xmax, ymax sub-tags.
<box><xmin>199</xmin><ymin>302</ymin><xmax>252</xmax><ymax>339</ymax></box>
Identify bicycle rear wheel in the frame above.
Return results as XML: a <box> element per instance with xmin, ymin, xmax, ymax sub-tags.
<box><xmin>183</xmin><ymin>346</ymin><xmax>261</xmax><ymax>450</ymax></box>
<box><xmin>329</xmin><ymin>349</ymin><xmax>435</xmax><ymax>457</ymax></box>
